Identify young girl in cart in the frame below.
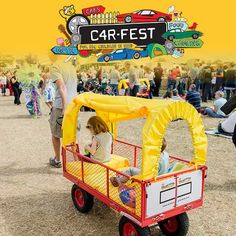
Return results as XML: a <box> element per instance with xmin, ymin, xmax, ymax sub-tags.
<box><xmin>84</xmin><ymin>116</ymin><xmax>113</xmax><ymax>163</ymax></box>
<box><xmin>110</xmin><ymin>138</ymin><xmax>170</xmax><ymax>187</ymax></box>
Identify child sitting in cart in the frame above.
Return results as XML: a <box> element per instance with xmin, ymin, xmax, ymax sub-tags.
<box><xmin>110</xmin><ymin>138</ymin><xmax>169</xmax><ymax>187</ymax></box>
<box><xmin>84</xmin><ymin>116</ymin><xmax>113</xmax><ymax>163</ymax></box>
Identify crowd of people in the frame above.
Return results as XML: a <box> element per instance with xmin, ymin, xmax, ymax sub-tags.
<box><xmin>0</xmin><ymin>70</ymin><xmax>19</xmax><ymax>102</ymax></box>
<box><xmin>1</xmin><ymin>56</ymin><xmax>235</xmax><ymax>166</ymax></box>
<box><xmin>75</xmin><ymin>61</ymin><xmax>236</xmax><ymax>101</ymax></box>
<box><xmin>2</xmin><ymin>59</ymin><xmax>235</xmax><ymax>111</ymax></box>
<box><xmin>0</xmin><ymin>64</ymin><xmax>56</xmax><ymax>117</ymax></box>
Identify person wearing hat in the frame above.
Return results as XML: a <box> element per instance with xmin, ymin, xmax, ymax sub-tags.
<box><xmin>186</xmin><ymin>84</ymin><xmax>201</xmax><ymax>112</ymax></box>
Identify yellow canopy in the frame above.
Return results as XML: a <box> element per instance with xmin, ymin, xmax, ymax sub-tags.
<box><xmin>62</xmin><ymin>92</ymin><xmax>207</xmax><ymax>180</ymax></box>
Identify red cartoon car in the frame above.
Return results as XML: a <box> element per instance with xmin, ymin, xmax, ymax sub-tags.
<box><xmin>117</xmin><ymin>9</ymin><xmax>172</xmax><ymax>23</ymax></box>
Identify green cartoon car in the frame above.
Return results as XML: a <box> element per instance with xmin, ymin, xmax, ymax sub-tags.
<box><xmin>162</xmin><ymin>29</ymin><xmax>203</xmax><ymax>41</ymax></box>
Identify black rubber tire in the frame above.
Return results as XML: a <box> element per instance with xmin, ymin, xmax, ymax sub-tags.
<box><xmin>158</xmin><ymin>213</ymin><xmax>189</xmax><ymax>236</ymax></box>
<box><xmin>104</xmin><ymin>55</ymin><xmax>110</xmax><ymax>62</ymax></box>
<box><xmin>133</xmin><ymin>52</ymin><xmax>141</xmax><ymax>59</ymax></box>
<box><xmin>124</xmin><ymin>16</ymin><xmax>132</xmax><ymax>23</ymax></box>
<box><xmin>71</xmin><ymin>184</ymin><xmax>94</xmax><ymax>213</ymax></box>
<box><xmin>119</xmin><ymin>216</ymin><xmax>151</xmax><ymax>236</ymax></box>
<box><xmin>168</xmin><ymin>35</ymin><xmax>175</xmax><ymax>41</ymax></box>
<box><xmin>192</xmin><ymin>33</ymin><xmax>199</xmax><ymax>39</ymax></box>
<box><xmin>66</xmin><ymin>14</ymin><xmax>90</xmax><ymax>35</ymax></box>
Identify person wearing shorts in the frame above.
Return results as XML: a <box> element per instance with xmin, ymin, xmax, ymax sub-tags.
<box><xmin>48</xmin><ymin>53</ymin><xmax>77</xmax><ymax>168</ymax></box>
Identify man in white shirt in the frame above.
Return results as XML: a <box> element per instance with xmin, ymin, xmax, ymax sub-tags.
<box><xmin>48</xmin><ymin>53</ymin><xmax>77</xmax><ymax>168</ymax></box>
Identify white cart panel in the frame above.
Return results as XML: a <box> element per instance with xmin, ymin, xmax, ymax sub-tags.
<box><xmin>146</xmin><ymin>170</ymin><xmax>203</xmax><ymax>217</ymax></box>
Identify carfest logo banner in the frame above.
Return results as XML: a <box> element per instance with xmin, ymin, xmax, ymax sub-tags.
<box><xmin>51</xmin><ymin>4</ymin><xmax>204</xmax><ymax>62</ymax></box>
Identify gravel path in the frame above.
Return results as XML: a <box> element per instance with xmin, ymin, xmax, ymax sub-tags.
<box><xmin>0</xmin><ymin>96</ymin><xmax>235</xmax><ymax>236</ymax></box>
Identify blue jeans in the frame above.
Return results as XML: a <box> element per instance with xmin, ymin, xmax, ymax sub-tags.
<box><xmin>203</xmin><ymin>82</ymin><xmax>212</xmax><ymax>102</ymax></box>
<box><xmin>110</xmin><ymin>84</ymin><xmax>118</xmax><ymax>96</ymax></box>
<box><xmin>1</xmin><ymin>84</ymin><xmax>6</xmax><ymax>95</ymax></box>
<box><xmin>167</xmin><ymin>79</ymin><xmax>176</xmax><ymax>91</ymax></box>
<box><xmin>116</xmin><ymin>167</ymin><xmax>141</xmax><ymax>183</ymax></box>
<box><xmin>196</xmin><ymin>79</ymin><xmax>201</xmax><ymax>92</ymax></box>
<box><xmin>205</xmin><ymin>108</ymin><xmax>225</xmax><ymax>118</ymax></box>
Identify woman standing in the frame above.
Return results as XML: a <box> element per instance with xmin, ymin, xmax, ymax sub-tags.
<box><xmin>128</xmin><ymin>69</ymin><xmax>140</xmax><ymax>97</ymax></box>
<box><xmin>224</xmin><ymin>62</ymin><xmax>236</xmax><ymax>100</ymax></box>
<box><xmin>145</xmin><ymin>66</ymin><xmax>155</xmax><ymax>99</ymax></box>
<box><xmin>6</xmin><ymin>71</ymin><xmax>13</xmax><ymax>96</ymax></box>
<box><xmin>11</xmin><ymin>75</ymin><xmax>21</xmax><ymax>105</ymax></box>
<box><xmin>0</xmin><ymin>71</ymin><xmax>7</xmax><ymax>96</ymax></box>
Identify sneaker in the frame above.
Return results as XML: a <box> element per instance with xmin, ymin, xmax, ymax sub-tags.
<box><xmin>49</xmin><ymin>157</ymin><xmax>62</xmax><ymax>168</ymax></box>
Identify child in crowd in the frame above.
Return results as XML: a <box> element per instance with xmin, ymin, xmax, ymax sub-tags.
<box><xmin>84</xmin><ymin>116</ymin><xmax>113</xmax><ymax>163</ymax></box>
<box><xmin>110</xmin><ymin>138</ymin><xmax>169</xmax><ymax>187</ymax></box>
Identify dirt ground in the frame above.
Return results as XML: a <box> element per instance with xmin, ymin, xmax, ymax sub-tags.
<box><xmin>0</xmin><ymin>95</ymin><xmax>235</xmax><ymax>236</ymax></box>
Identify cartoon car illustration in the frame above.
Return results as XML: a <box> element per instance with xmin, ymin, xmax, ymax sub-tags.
<box><xmin>117</xmin><ymin>10</ymin><xmax>172</xmax><ymax>23</ymax></box>
<box><xmin>97</xmin><ymin>48</ymin><xmax>148</xmax><ymax>62</ymax></box>
<box><xmin>162</xmin><ymin>29</ymin><xmax>203</xmax><ymax>41</ymax></box>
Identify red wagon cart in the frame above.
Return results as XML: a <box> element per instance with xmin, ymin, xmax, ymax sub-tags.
<box><xmin>62</xmin><ymin>93</ymin><xmax>208</xmax><ymax>236</ymax></box>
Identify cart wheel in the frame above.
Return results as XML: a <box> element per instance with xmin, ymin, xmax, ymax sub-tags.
<box><xmin>119</xmin><ymin>216</ymin><xmax>151</xmax><ymax>236</ymax></box>
<box><xmin>71</xmin><ymin>184</ymin><xmax>94</xmax><ymax>213</ymax></box>
<box><xmin>158</xmin><ymin>213</ymin><xmax>189</xmax><ymax>236</ymax></box>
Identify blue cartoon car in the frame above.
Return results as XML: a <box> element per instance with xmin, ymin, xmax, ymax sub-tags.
<box><xmin>97</xmin><ymin>48</ymin><xmax>148</xmax><ymax>62</ymax></box>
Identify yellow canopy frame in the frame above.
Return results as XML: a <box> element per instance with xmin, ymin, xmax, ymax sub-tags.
<box><xmin>62</xmin><ymin>92</ymin><xmax>207</xmax><ymax>180</ymax></box>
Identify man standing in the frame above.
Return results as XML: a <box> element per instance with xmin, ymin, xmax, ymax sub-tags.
<box><xmin>153</xmin><ymin>63</ymin><xmax>163</xmax><ymax>97</ymax></box>
<box><xmin>139</xmin><ymin>65</ymin><xmax>144</xmax><ymax>79</ymax></box>
<box><xmin>213</xmin><ymin>64</ymin><xmax>224</xmax><ymax>95</ymax></box>
<box><xmin>202</xmin><ymin>66</ymin><xmax>212</xmax><ymax>102</ymax></box>
<box><xmin>128</xmin><ymin>68</ymin><xmax>140</xmax><ymax>97</ymax></box>
<box><xmin>109</xmin><ymin>65</ymin><xmax>120</xmax><ymax>96</ymax></box>
<box><xmin>167</xmin><ymin>69</ymin><xmax>177</xmax><ymax>91</ymax></box>
<box><xmin>48</xmin><ymin>54</ymin><xmax>77</xmax><ymax>168</ymax></box>
<box><xmin>190</xmin><ymin>63</ymin><xmax>201</xmax><ymax>92</ymax></box>
<box><xmin>224</xmin><ymin>63</ymin><xmax>236</xmax><ymax>100</ymax></box>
